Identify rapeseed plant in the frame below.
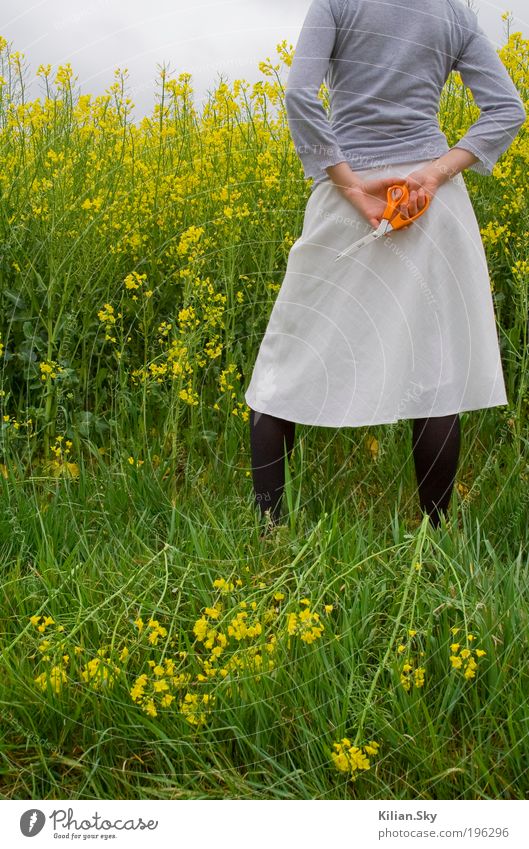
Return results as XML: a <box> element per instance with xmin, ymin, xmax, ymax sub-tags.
<box><xmin>396</xmin><ymin>629</ymin><xmax>426</xmax><ymax>691</ymax></box>
<box><xmin>0</xmin><ymin>23</ymin><xmax>525</xmax><ymax>441</ymax></box>
<box><xmin>449</xmin><ymin>629</ymin><xmax>487</xmax><ymax>680</ymax></box>
<box><xmin>331</xmin><ymin>738</ymin><xmax>380</xmax><ymax>782</ymax></box>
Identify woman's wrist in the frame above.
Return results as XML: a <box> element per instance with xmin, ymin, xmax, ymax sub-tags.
<box><xmin>426</xmin><ymin>147</ymin><xmax>480</xmax><ymax>185</ymax></box>
<box><xmin>325</xmin><ymin>161</ymin><xmax>363</xmax><ymax>193</ymax></box>
<box><xmin>410</xmin><ymin>160</ymin><xmax>450</xmax><ymax>189</ymax></box>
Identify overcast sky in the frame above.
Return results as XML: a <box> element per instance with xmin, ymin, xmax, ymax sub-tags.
<box><xmin>2</xmin><ymin>0</ymin><xmax>528</xmax><ymax>119</ymax></box>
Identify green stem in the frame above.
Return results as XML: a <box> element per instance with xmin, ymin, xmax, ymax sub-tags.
<box><xmin>352</xmin><ymin>514</ymin><xmax>430</xmax><ymax>746</ymax></box>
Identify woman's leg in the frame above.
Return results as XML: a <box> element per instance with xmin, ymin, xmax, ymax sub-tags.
<box><xmin>411</xmin><ymin>413</ymin><xmax>461</xmax><ymax>527</ymax></box>
<box><xmin>249</xmin><ymin>408</ymin><xmax>296</xmax><ymax>525</ymax></box>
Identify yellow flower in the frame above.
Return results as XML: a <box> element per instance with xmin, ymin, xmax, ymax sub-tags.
<box><xmin>35</xmin><ymin>665</ymin><xmax>67</xmax><ymax>694</ymax></box>
<box><xmin>331</xmin><ymin>737</ymin><xmax>380</xmax><ymax>781</ymax></box>
<box><xmin>464</xmin><ymin>657</ymin><xmax>478</xmax><ymax>679</ymax></box>
<box><xmin>144</xmin><ymin>697</ymin><xmax>157</xmax><ymax>717</ymax></box>
<box><xmin>414</xmin><ymin>666</ymin><xmax>425</xmax><ymax>688</ymax></box>
<box><xmin>124</xmin><ymin>271</ymin><xmax>147</xmax><ymax>290</ymax></box>
<box><xmin>180</xmin><ymin>692</ymin><xmax>215</xmax><ymax>726</ymax></box>
<box><xmin>287</xmin><ymin>606</ymin><xmax>324</xmax><ymax>643</ymax></box>
<box><xmin>365</xmin><ymin>434</ymin><xmax>379</xmax><ymax>458</ymax></box>
<box><xmin>193</xmin><ymin>617</ymin><xmax>208</xmax><ymax>641</ymax></box>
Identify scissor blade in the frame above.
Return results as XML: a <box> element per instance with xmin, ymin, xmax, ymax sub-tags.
<box><xmin>334</xmin><ymin>229</ymin><xmax>383</xmax><ymax>261</ymax></box>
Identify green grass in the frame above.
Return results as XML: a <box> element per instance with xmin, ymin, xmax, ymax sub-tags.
<box><xmin>0</xmin><ymin>415</ymin><xmax>528</xmax><ymax>800</ymax></box>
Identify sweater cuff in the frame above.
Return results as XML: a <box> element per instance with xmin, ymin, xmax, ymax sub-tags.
<box><xmin>450</xmin><ymin>139</ymin><xmax>495</xmax><ymax>176</ymax></box>
<box><xmin>294</xmin><ymin>143</ymin><xmax>349</xmax><ymax>181</ymax></box>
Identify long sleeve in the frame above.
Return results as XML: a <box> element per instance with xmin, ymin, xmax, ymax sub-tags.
<box><xmin>451</xmin><ymin>14</ymin><xmax>527</xmax><ymax>175</ymax></box>
<box><xmin>284</xmin><ymin>0</ymin><xmax>347</xmax><ymax>181</ymax></box>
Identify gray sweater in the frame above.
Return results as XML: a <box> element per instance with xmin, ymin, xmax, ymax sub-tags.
<box><xmin>284</xmin><ymin>0</ymin><xmax>526</xmax><ymax>189</ymax></box>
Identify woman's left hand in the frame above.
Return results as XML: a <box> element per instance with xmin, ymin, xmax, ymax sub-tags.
<box><xmin>338</xmin><ymin>176</ymin><xmax>408</xmax><ymax>229</ymax></box>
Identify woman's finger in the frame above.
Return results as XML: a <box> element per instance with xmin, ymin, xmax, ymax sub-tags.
<box><xmin>407</xmin><ymin>189</ymin><xmax>418</xmax><ymax>216</ymax></box>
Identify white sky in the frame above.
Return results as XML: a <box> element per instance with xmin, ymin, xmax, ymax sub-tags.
<box><xmin>2</xmin><ymin>0</ymin><xmax>528</xmax><ymax>119</ymax></box>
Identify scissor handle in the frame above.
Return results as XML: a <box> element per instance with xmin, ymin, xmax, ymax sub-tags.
<box><xmin>382</xmin><ymin>183</ymin><xmax>430</xmax><ymax>230</ymax></box>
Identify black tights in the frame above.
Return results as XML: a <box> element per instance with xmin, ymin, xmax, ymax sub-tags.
<box><xmin>249</xmin><ymin>408</ymin><xmax>461</xmax><ymax>528</ymax></box>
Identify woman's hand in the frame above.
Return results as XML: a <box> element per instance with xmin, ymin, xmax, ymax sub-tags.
<box><xmin>397</xmin><ymin>165</ymin><xmax>446</xmax><ymax>218</ymax></box>
<box><xmin>339</xmin><ymin>176</ymin><xmax>408</xmax><ymax>229</ymax></box>
<box><xmin>333</xmin><ymin>161</ymin><xmax>450</xmax><ymax>227</ymax></box>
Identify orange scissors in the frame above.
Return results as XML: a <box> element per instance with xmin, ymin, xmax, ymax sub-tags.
<box><xmin>334</xmin><ymin>183</ymin><xmax>430</xmax><ymax>261</ymax></box>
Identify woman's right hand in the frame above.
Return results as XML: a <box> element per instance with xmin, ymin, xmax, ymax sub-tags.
<box><xmin>339</xmin><ymin>175</ymin><xmax>409</xmax><ymax>229</ymax></box>
<box><xmin>398</xmin><ymin>164</ymin><xmax>447</xmax><ymax>218</ymax></box>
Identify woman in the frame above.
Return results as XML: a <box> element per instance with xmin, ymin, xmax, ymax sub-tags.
<box><xmin>244</xmin><ymin>0</ymin><xmax>526</xmax><ymax>532</ymax></box>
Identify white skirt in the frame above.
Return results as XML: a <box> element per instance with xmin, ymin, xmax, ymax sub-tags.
<box><xmin>244</xmin><ymin>159</ymin><xmax>508</xmax><ymax>428</ymax></box>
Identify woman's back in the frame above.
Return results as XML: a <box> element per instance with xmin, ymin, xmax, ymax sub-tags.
<box><xmin>330</xmin><ymin>0</ymin><xmax>466</xmax><ymax>127</ymax></box>
<box><xmin>285</xmin><ymin>0</ymin><xmax>526</xmax><ymax>187</ymax></box>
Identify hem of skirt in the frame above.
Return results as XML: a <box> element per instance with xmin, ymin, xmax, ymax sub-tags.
<box><xmin>245</xmin><ymin>397</ymin><xmax>508</xmax><ymax>428</ymax></box>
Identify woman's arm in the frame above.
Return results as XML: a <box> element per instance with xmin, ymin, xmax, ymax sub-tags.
<box><xmin>285</xmin><ymin>4</ymin><xmax>410</xmax><ymax>229</ymax></box>
<box><xmin>446</xmin><ymin>9</ymin><xmax>526</xmax><ymax>177</ymax></box>
<box><xmin>284</xmin><ymin>0</ymin><xmax>348</xmax><ymax>181</ymax></box>
<box><xmin>401</xmin><ymin>8</ymin><xmax>528</xmax><ymax>220</ymax></box>
<box><xmin>397</xmin><ymin>147</ymin><xmax>479</xmax><ymax>218</ymax></box>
